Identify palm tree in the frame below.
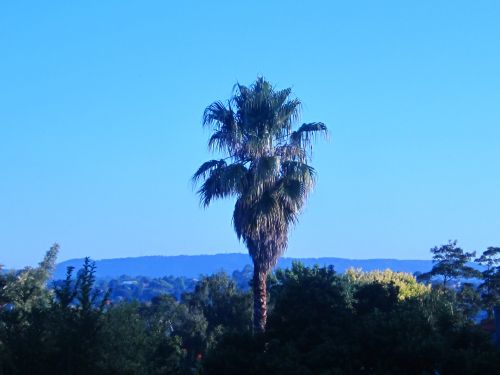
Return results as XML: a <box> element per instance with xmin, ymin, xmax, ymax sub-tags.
<box><xmin>193</xmin><ymin>77</ymin><xmax>327</xmax><ymax>333</ymax></box>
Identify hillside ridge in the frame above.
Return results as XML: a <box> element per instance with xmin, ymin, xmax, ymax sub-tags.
<box><xmin>54</xmin><ymin>253</ymin><xmax>434</xmax><ymax>279</ymax></box>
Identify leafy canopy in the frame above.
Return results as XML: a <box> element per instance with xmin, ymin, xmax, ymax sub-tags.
<box><xmin>344</xmin><ymin>268</ymin><xmax>430</xmax><ymax>301</ymax></box>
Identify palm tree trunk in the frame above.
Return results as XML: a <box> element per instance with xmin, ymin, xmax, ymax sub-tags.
<box><xmin>253</xmin><ymin>264</ymin><xmax>267</xmax><ymax>334</ymax></box>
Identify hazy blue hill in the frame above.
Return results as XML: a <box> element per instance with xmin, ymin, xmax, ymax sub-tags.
<box><xmin>53</xmin><ymin>254</ymin><xmax>435</xmax><ymax>280</ymax></box>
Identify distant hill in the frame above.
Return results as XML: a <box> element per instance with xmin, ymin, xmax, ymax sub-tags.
<box><xmin>53</xmin><ymin>254</ymin><xmax>435</xmax><ymax>280</ymax></box>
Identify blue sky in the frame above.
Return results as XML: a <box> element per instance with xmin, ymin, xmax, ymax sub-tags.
<box><xmin>1</xmin><ymin>1</ymin><xmax>499</xmax><ymax>268</ymax></box>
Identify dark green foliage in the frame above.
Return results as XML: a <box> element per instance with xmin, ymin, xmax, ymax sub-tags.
<box><xmin>2</xmin><ymin>252</ymin><xmax>499</xmax><ymax>374</ymax></box>
<box><xmin>204</xmin><ymin>263</ymin><xmax>500</xmax><ymax>375</ymax></box>
<box><xmin>97</xmin><ymin>297</ymin><xmax>189</xmax><ymax>375</ymax></box>
<box><xmin>0</xmin><ymin>252</ymin><xmax>254</xmax><ymax>375</ymax></box>
<box><xmin>354</xmin><ymin>281</ymin><xmax>399</xmax><ymax>314</ymax></box>
<box><xmin>455</xmin><ymin>283</ymin><xmax>482</xmax><ymax>320</ymax></box>
<box><xmin>182</xmin><ymin>272</ymin><xmax>252</xmax><ymax>339</ymax></box>
<box><xmin>46</xmin><ymin>258</ymin><xmax>110</xmax><ymax>375</ymax></box>
<box><xmin>201</xmin><ymin>332</ymin><xmax>264</xmax><ymax>375</ymax></box>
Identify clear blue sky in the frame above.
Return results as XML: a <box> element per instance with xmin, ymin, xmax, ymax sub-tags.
<box><xmin>1</xmin><ymin>1</ymin><xmax>499</xmax><ymax>268</ymax></box>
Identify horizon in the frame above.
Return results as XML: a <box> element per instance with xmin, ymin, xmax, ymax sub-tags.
<box><xmin>1</xmin><ymin>1</ymin><xmax>499</xmax><ymax>268</ymax></box>
<box><xmin>5</xmin><ymin>249</ymin><xmax>438</xmax><ymax>270</ymax></box>
<box><xmin>5</xmin><ymin>249</ymin><xmax>436</xmax><ymax>270</ymax></box>
<box><xmin>50</xmin><ymin>251</ymin><xmax>440</xmax><ymax>282</ymax></box>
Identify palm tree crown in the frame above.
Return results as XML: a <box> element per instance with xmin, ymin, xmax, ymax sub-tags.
<box><xmin>193</xmin><ymin>77</ymin><xmax>327</xmax><ymax>331</ymax></box>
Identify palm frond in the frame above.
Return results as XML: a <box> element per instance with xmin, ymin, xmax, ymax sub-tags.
<box><xmin>290</xmin><ymin>122</ymin><xmax>328</xmax><ymax>149</ymax></box>
<box><xmin>274</xmin><ymin>98</ymin><xmax>301</xmax><ymax>136</ymax></box>
<box><xmin>207</xmin><ymin>130</ymin><xmax>239</xmax><ymax>154</ymax></box>
<box><xmin>281</xmin><ymin>161</ymin><xmax>316</xmax><ymax>185</ymax></box>
<box><xmin>275</xmin><ymin>144</ymin><xmax>307</xmax><ymax>162</ymax></box>
<box><xmin>192</xmin><ymin>159</ymin><xmax>226</xmax><ymax>184</ymax></box>
<box><xmin>251</xmin><ymin>156</ymin><xmax>281</xmax><ymax>187</ymax></box>
<box><xmin>233</xmin><ymin>192</ymin><xmax>289</xmax><ymax>270</ymax></box>
<box><xmin>275</xmin><ymin>179</ymin><xmax>304</xmax><ymax>206</ymax></box>
<box><xmin>203</xmin><ymin>101</ymin><xmax>231</xmax><ymax>128</ymax></box>
<box><xmin>196</xmin><ymin>163</ymin><xmax>248</xmax><ymax>207</ymax></box>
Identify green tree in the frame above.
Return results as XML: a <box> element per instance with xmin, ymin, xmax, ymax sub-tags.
<box><xmin>0</xmin><ymin>244</ymin><xmax>59</xmax><ymax>374</ymax></box>
<box><xmin>143</xmin><ymin>294</ymin><xmax>210</xmax><ymax>373</ymax></box>
<box><xmin>182</xmin><ymin>272</ymin><xmax>252</xmax><ymax>347</ymax></box>
<box><xmin>49</xmin><ymin>258</ymin><xmax>110</xmax><ymax>375</ymax></box>
<box><xmin>0</xmin><ymin>243</ymin><xmax>59</xmax><ymax>313</ymax></box>
<box><xmin>193</xmin><ymin>77</ymin><xmax>327</xmax><ymax>332</ymax></box>
<box><xmin>418</xmin><ymin>240</ymin><xmax>481</xmax><ymax>287</ymax></box>
<box><xmin>475</xmin><ymin>247</ymin><xmax>500</xmax><ymax>318</ymax></box>
<box><xmin>455</xmin><ymin>282</ymin><xmax>482</xmax><ymax>320</ymax></box>
<box><xmin>344</xmin><ymin>268</ymin><xmax>430</xmax><ymax>301</ymax></box>
<box><xmin>98</xmin><ymin>297</ymin><xmax>191</xmax><ymax>375</ymax></box>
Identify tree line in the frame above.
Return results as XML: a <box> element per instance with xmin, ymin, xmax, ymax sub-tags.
<box><xmin>1</xmin><ymin>243</ymin><xmax>499</xmax><ymax>374</ymax></box>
